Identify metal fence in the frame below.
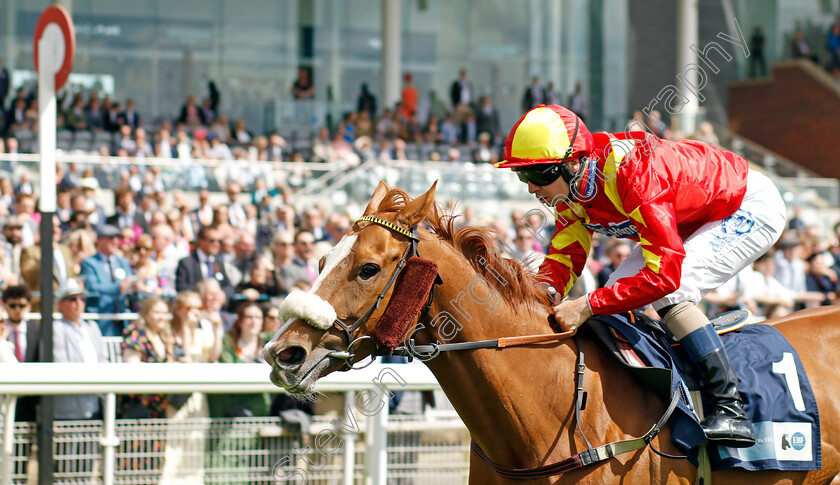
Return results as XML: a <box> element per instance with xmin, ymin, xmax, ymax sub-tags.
<box><xmin>2</xmin><ymin>412</ymin><xmax>469</xmax><ymax>484</ymax></box>
<box><xmin>0</xmin><ymin>363</ymin><xmax>469</xmax><ymax>485</ymax></box>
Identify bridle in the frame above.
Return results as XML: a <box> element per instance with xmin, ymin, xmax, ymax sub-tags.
<box><xmin>325</xmin><ymin>215</ymin><xmax>428</xmax><ymax>370</ymax></box>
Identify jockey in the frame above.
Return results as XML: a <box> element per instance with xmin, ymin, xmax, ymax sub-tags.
<box><xmin>497</xmin><ymin>105</ymin><xmax>787</xmax><ymax>448</ymax></box>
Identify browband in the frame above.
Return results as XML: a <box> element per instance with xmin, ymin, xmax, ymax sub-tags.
<box><xmin>355</xmin><ymin>216</ymin><xmax>419</xmax><ymax>241</ymax></box>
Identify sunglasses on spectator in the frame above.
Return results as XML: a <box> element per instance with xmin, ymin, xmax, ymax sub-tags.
<box><xmin>205</xmin><ymin>238</ymin><xmax>223</xmax><ymax>244</ymax></box>
<box><xmin>6</xmin><ymin>303</ymin><xmax>28</xmax><ymax>309</ymax></box>
<box><xmin>513</xmin><ymin>164</ymin><xmax>565</xmax><ymax>186</ymax></box>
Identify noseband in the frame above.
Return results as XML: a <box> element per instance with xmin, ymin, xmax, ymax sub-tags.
<box><xmin>328</xmin><ymin>216</ymin><xmax>431</xmax><ymax>370</ymax></box>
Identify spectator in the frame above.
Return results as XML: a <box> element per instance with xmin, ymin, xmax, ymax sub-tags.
<box><xmin>0</xmin><ymin>215</ymin><xmax>24</xmax><ymax>284</ymax></box>
<box><xmin>291</xmin><ymin>67</ymin><xmax>315</xmax><ymax>100</ymax></box>
<box><xmin>161</xmin><ymin>290</ymin><xmax>216</xmax><ymax>483</ymax></box>
<box><xmin>805</xmin><ymin>251</ymin><xmax>839</xmax><ymax>306</ymax></box>
<box><xmin>774</xmin><ymin>235</ymin><xmax>824</xmax><ymax>309</ymax></box>
<box><xmin>449</xmin><ymin>68</ymin><xmax>473</xmax><ymax>123</ymax></box>
<box><xmin>208</xmin><ymin>302</ymin><xmax>272</xmax><ymax>418</ymax></box>
<box><xmin>745</xmin><ymin>252</ymin><xmax>794</xmax><ymax>319</ymax></box>
<box><xmin>0</xmin><ymin>285</ymin><xmax>39</xmax><ymax>420</ymax></box>
<box><xmin>597</xmin><ymin>240</ymin><xmax>632</xmax><ymax>288</ymax></box>
<box><xmin>279</xmin><ymin>230</ymin><xmax>317</xmax><ymax>289</ymax></box>
<box><xmin>53</xmin><ymin>278</ymin><xmax>108</xmax><ymax>421</ymax></box>
<box><xmin>134</xmin><ymin>127</ymin><xmax>154</xmax><ymax>157</ymax></box>
<box><xmin>233</xmin><ymin>118</ymin><xmax>252</xmax><ymax>145</ymax></box>
<box><xmin>693</xmin><ymin>121</ymin><xmax>720</xmax><ymax>146</ymax></box>
<box><xmin>357</xmin><ymin>83</ymin><xmax>377</xmax><ymax>118</ymax></box>
<box><xmin>178</xmin><ymin>94</ymin><xmax>202</xmax><ymax>128</ymax></box>
<box><xmin>80</xmin><ymin>224</ymin><xmax>137</xmax><ymax>336</ymax></box>
<box><xmin>269</xmin><ymin>231</ymin><xmax>294</xmax><ymax>295</ymax></box>
<box><xmin>175</xmin><ymin>226</ymin><xmax>234</xmax><ymax>301</ymax></box>
<box><xmin>262</xmin><ymin>303</ymin><xmax>281</xmax><ymax>334</ymax></box>
<box><xmin>104</xmin><ymin>101</ymin><xmax>122</xmax><ymax>133</ymax></box>
<box><xmin>0</xmin><ymin>57</ymin><xmax>8</xmax><ymax>110</ymax></box>
<box><xmin>21</xmin><ymin>216</ymin><xmax>74</xmax><ymax>307</ymax></box>
<box><xmin>749</xmin><ymin>27</ymin><xmax>766</xmax><ymax>77</ymax></box>
<box><xmin>545</xmin><ymin>81</ymin><xmax>561</xmax><ymax>105</ymax></box>
<box><xmin>472</xmin><ymin>132</ymin><xmax>495</xmax><ymax>164</ymax></box>
<box><xmin>197</xmin><ymin>278</ymin><xmax>236</xmax><ymax>332</ymax></box>
<box><xmin>401</xmin><ymin>73</ymin><xmax>418</xmax><ymax>121</ymax></box>
<box><xmin>828</xmin><ymin>23</ymin><xmax>840</xmax><ymax>72</ymax></box>
<box><xmin>311</xmin><ymin>126</ymin><xmax>337</xmax><ymax>163</ymax></box>
<box><xmin>522</xmin><ymin>76</ymin><xmax>546</xmax><ymax>112</ymax></box>
<box><xmin>569</xmin><ymin>81</ymin><xmax>589</xmax><ymax>122</ymax></box>
<box><xmin>206</xmin><ymin>302</ymin><xmax>272</xmax><ymax>474</ymax></box>
<box><xmin>235</xmin><ymin>258</ymin><xmax>283</xmax><ymax>308</ymax></box>
<box><xmin>440</xmin><ymin>114</ymin><xmax>458</xmax><ymax>145</ymax></box>
<box><xmin>475</xmin><ymin>95</ymin><xmax>501</xmax><ymax>144</ymax></box>
<box><xmin>86</xmin><ymin>98</ymin><xmax>104</xmax><ymax>131</ymax></box>
<box><xmin>791</xmin><ymin>29</ymin><xmax>818</xmax><ymax>63</ymax></box>
<box><xmin>230</xmin><ymin>231</ymin><xmax>257</xmax><ymax>286</ymax></box>
<box><xmin>226</xmin><ymin>182</ymin><xmax>248</xmax><ymax>231</ymax></box>
<box><xmin>107</xmin><ymin>187</ymin><xmax>142</xmax><ymax>231</ymax></box>
<box><xmin>118</xmin><ymin>297</ymin><xmax>174</xmax><ymax>419</ymax></box>
<box><xmin>65</xmin><ymin>228</ymin><xmax>97</xmax><ymax>274</ymax></box>
<box><xmin>508</xmin><ymin>226</ymin><xmax>545</xmax><ymax>275</ymax></box>
<box><xmin>120</xmin><ymin>99</ymin><xmax>140</xmax><ymax>129</ymax></box>
<box><xmin>129</xmin><ymin>233</ymin><xmax>160</xmax><ymax>298</ymax></box>
<box><xmin>189</xmin><ymin>189</ymin><xmax>215</xmax><ymax>233</ymax></box>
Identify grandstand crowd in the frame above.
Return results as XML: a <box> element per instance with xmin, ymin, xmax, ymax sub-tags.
<box><xmin>0</xmin><ymin>64</ymin><xmax>837</xmax><ymax>426</ymax></box>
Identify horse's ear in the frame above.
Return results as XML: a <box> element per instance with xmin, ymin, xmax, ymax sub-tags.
<box><xmin>363</xmin><ymin>180</ymin><xmax>390</xmax><ymax>216</ymax></box>
<box><xmin>398</xmin><ymin>181</ymin><xmax>437</xmax><ymax>227</ymax></box>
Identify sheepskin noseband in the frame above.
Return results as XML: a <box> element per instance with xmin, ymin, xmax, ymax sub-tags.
<box><xmin>370</xmin><ymin>257</ymin><xmax>439</xmax><ymax>350</ymax></box>
<box><xmin>277</xmin><ymin>290</ymin><xmax>337</xmax><ymax>330</ymax></box>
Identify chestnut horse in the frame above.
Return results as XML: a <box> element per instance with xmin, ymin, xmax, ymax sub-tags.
<box><xmin>264</xmin><ymin>181</ymin><xmax>840</xmax><ymax>484</ymax></box>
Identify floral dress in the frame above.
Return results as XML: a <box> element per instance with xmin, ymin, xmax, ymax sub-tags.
<box><xmin>118</xmin><ymin>322</ymin><xmax>172</xmax><ymax>418</ymax></box>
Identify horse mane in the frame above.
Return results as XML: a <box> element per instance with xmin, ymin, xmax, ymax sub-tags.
<box><xmin>376</xmin><ymin>189</ymin><xmax>552</xmax><ymax>312</ymax></box>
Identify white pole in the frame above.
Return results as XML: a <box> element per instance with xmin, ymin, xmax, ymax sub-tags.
<box><xmin>676</xmin><ymin>0</ymin><xmax>699</xmax><ymax>135</ymax></box>
<box><xmin>1</xmin><ymin>396</ymin><xmax>17</xmax><ymax>485</ymax></box>
<box><xmin>100</xmin><ymin>393</ymin><xmax>118</xmax><ymax>485</ymax></box>
<box><xmin>381</xmin><ymin>0</ymin><xmax>401</xmax><ymax>110</ymax></box>
<box><xmin>38</xmin><ymin>37</ymin><xmax>57</xmax><ymax>214</ymax></box>
<box><xmin>342</xmin><ymin>391</ymin><xmax>356</xmax><ymax>485</ymax></box>
<box><xmin>369</xmin><ymin>391</ymin><xmax>389</xmax><ymax>485</ymax></box>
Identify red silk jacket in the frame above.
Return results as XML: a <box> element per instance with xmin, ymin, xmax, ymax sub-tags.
<box><xmin>538</xmin><ymin>132</ymin><xmax>749</xmax><ymax>315</ymax></box>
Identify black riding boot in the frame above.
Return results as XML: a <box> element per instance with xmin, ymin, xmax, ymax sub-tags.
<box><xmin>680</xmin><ymin>324</ymin><xmax>756</xmax><ymax>448</ymax></box>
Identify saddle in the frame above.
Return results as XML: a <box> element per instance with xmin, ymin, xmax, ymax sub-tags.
<box><xmin>587</xmin><ymin>311</ymin><xmax>821</xmax><ymax>472</ymax></box>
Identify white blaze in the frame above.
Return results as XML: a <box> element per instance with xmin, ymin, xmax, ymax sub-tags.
<box><xmin>311</xmin><ymin>234</ymin><xmax>357</xmax><ymax>293</ymax></box>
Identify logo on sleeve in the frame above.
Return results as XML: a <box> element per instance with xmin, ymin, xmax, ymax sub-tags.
<box><xmin>581</xmin><ymin>220</ymin><xmax>638</xmax><ymax>238</ymax></box>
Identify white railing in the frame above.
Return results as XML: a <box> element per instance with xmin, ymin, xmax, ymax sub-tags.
<box><xmin>0</xmin><ymin>362</ymin><xmax>463</xmax><ymax>485</ymax></box>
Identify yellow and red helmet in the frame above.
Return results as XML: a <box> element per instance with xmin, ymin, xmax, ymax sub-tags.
<box><xmin>497</xmin><ymin>105</ymin><xmax>594</xmax><ymax>168</ymax></box>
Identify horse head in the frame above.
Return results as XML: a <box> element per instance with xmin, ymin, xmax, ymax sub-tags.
<box><xmin>263</xmin><ymin>180</ymin><xmax>438</xmax><ymax>394</ymax></box>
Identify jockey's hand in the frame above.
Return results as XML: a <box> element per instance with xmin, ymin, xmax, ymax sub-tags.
<box><xmin>553</xmin><ymin>296</ymin><xmax>593</xmax><ymax>332</ymax></box>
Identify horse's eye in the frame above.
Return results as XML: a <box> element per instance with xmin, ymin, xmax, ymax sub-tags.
<box><xmin>359</xmin><ymin>263</ymin><xmax>380</xmax><ymax>279</ymax></box>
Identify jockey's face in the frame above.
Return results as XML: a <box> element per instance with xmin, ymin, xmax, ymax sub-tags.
<box><xmin>525</xmin><ymin>159</ymin><xmax>582</xmax><ymax>206</ymax></box>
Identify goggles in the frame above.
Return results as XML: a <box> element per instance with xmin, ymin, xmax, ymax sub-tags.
<box><xmin>514</xmin><ymin>164</ymin><xmax>564</xmax><ymax>186</ymax></box>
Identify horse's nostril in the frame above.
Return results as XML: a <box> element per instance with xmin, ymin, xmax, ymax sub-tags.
<box><xmin>278</xmin><ymin>346</ymin><xmax>306</xmax><ymax>366</ymax></box>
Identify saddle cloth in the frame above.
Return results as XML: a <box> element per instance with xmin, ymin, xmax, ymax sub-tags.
<box><xmin>590</xmin><ymin>313</ymin><xmax>821</xmax><ymax>472</ymax></box>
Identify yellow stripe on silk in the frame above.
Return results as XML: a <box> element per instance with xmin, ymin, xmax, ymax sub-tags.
<box><xmin>547</xmin><ymin>216</ymin><xmax>592</xmax><ymax>297</ymax></box>
<box><xmin>510</xmin><ymin>107</ymin><xmax>572</xmax><ymax>161</ymax></box>
<box><xmin>602</xmin><ymin>138</ymin><xmax>630</xmax><ymax>217</ymax></box>
<box><xmin>545</xmin><ymin>253</ymin><xmax>579</xmax><ymax>296</ymax></box>
<box><xmin>355</xmin><ymin>216</ymin><xmax>418</xmax><ymax>240</ymax></box>
<box><xmin>638</xmin><ymin>237</ymin><xmax>662</xmax><ymax>274</ymax></box>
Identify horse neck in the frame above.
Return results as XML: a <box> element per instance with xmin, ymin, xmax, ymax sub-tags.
<box><xmin>417</xmin><ymin>242</ymin><xmax>583</xmax><ymax>465</ymax></box>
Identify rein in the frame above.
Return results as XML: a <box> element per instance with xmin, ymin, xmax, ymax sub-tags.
<box><xmin>328</xmin><ymin>217</ymin><xmax>680</xmax><ymax>480</ymax></box>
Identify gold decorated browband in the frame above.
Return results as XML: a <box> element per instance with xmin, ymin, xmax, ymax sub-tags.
<box><xmin>355</xmin><ymin>216</ymin><xmax>419</xmax><ymax>240</ymax></box>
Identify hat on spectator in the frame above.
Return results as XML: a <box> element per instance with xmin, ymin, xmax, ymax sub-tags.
<box><xmin>206</xmin><ymin>132</ymin><xmax>217</xmax><ymax>142</ymax></box>
<box><xmin>80</xmin><ymin>178</ymin><xmax>98</xmax><ymax>191</ymax></box>
<box><xmin>97</xmin><ymin>224</ymin><xmax>121</xmax><ymax>239</ymax></box>
<box><xmin>3</xmin><ymin>216</ymin><xmax>24</xmax><ymax>228</ymax></box>
<box><xmin>778</xmin><ymin>236</ymin><xmax>802</xmax><ymax>250</ymax></box>
<box><xmin>56</xmin><ymin>278</ymin><xmax>86</xmax><ymax>301</ymax></box>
